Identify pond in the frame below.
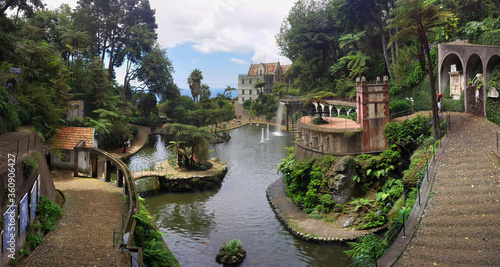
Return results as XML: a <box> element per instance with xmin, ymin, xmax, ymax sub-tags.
<box><xmin>126</xmin><ymin>124</ymin><xmax>352</xmax><ymax>266</ymax></box>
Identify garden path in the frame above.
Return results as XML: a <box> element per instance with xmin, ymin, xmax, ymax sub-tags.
<box><xmin>21</xmin><ymin>170</ymin><xmax>128</xmax><ymax>266</ymax></box>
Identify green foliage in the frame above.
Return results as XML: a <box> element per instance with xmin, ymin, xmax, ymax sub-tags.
<box><xmin>389</xmin><ymin>99</ymin><xmax>412</xmax><ymax>117</ymax></box>
<box><xmin>345</xmin><ymin>234</ymin><xmax>387</xmax><ymax>266</ymax></box>
<box><xmin>22</xmin><ymin>152</ymin><xmax>42</xmax><ymax>177</ymax></box>
<box><xmin>277</xmin><ymin>151</ymin><xmax>337</xmax><ymax>212</ymax></box>
<box><xmin>244</xmin><ymin>93</ymin><xmax>277</xmax><ymax>119</ymax></box>
<box><xmin>477</xmin><ymin>29</ymin><xmax>500</xmax><ymax>46</ymax></box>
<box><xmin>312</xmin><ymin>117</ymin><xmax>329</xmax><ymax>125</ymax></box>
<box><xmin>385</xmin><ymin>115</ymin><xmax>432</xmax><ymax>153</ymax></box>
<box><xmin>36</xmin><ymin>195</ymin><xmax>63</xmax><ymax>234</ymax></box>
<box><xmin>133</xmin><ymin>203</ymin><xmax>176</xmax><ymax>267</ymax></box>
<box><xmin>356</xmin><ymin>212</ymin><xmax>385</xmax><ymax>230</ymax></box>
<box><xmin>442</xmin><ymin>93</ymin><xmax>465</xmax><ymax>112</ymax></box>
<box><xmin>486</xmin><ymin>64</ymin><xmax>500</xmax><ymax>126</ymax></box>
<box><xmin>26</xmin><ymin>232</ymin><xmax>44</xmax><ymax>251</ymax></box>
<box><xmin>219</xmin><ymin>239</ymin><xmax>243</xmax><ymax>256</ymax></box>
<box><xmin>350</xmin><ymin>198</ymin><xmax>374</xmax><ymax>212</ymax></box>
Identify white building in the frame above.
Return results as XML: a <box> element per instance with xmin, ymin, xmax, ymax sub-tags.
<box><xmin>238</xmin><ymin>62</ymin><xmax>291</xmax><ymax>104</ymax></box>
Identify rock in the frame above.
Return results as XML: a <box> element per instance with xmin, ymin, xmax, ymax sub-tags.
<box><xmin>343</xmin><ymin>217</ymin><xmax>354</xmax><ymax>228</ymax></box>
<box><xmin>327</xmin><ymin>156</ymin><xmax>358</xmax><ymax>204</ymax></box>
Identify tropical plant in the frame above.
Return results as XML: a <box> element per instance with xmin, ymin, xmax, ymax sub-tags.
<box><xmin>223</xmin><ymin>85</ymin><xmax>237</xmax><ymax>99</ymax></box>
<box><xmin>188</xmin><ymin>69</ymin><xmax>203</xmax><ymax>102</ymax></box>
<box><xmin>345</xmin><ymin>234</ymin><xmax>387</xmax><ymax>266</ymax></box>
<box><xmin>389</xmin><ymin>0</ymin><xmax>452</xmax><ymax>139</ymax></box>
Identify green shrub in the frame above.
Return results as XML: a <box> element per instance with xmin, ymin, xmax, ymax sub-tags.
<box><xmin>312</xmin><ymin>117</ymin><xmax>329</xmax><ymax>125</ymax></box>
<box><xmin>25</xmin><ymin>232</ymin><xmax>44</xmax><ymax>251</ymax></box>
<box><xmin>219</xmin><ymin>239</ymin><xmax>243</xmax><ymax>256</ymax></box>
<box><xmin>23</xmin><ymin>152</ymin><xmax>42</xmax><ymax>177</ymax></box>
<box><xmin>389</xmin><ymin>99</ymin><xmax>412</xmax><ymax>117</ymax></box>
<box><xmin>355</xmin><ymin>212</ymin><xmax>385</xmax><ymax>230</ymax></box>
<box><xmin>133</xmin><ymin>201</ymin><xmax>176</xmax><ymax>267</ymax></box>
<box><xmin>442</xmin><ymin>93</ymin><xmax>464</xmax><ymax>112</ymax></box>
<box><xmin>345</xmin><ymin>234</ymin><xmax>387</xmax><ymax>265</ymax></box>
<box><xmin>130</xmin><ymin>125</ymin><xmax>140</xmax><ymax>136</ymax></box>
<box><xmin>37</xmin><ymin>195</ymin><xmax>63</xmax><ymax>234</ymax></box>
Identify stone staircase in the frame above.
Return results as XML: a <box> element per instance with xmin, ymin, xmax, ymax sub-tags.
<box><xmin>397</xmin><ymin>113</ymin><xmax>500</xmax><ymax>266</ymax></box>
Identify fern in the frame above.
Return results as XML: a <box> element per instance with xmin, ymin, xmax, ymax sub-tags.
<box><xmin>345</xmin><ymin>234</ymin><xmax>387</xmax><ymax>266</ymax></box>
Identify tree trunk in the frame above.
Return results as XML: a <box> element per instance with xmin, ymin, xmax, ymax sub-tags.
<box><xmin>418</xmin><ymin>23</ymin><xmax>440</xmax><ymax>140</ymax></box>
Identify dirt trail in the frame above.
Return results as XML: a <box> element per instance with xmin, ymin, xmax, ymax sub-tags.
<box><xmin>397</xmin><ymin>113</ymin><xmax>500</xmax><ymax>266</ymax></box>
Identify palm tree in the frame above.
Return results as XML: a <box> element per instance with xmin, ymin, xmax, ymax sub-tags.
<box><xmin>163</xmin><ymin>123</ymin><xmax>213</xmax><ymax>168</ymax></box>
<box><xmin>302</xmin><ymin>91</ymin><xmax>336</xmax><ymax>123</ymax></box>
<box><xmin>389</xmin><ymin>0</ymin><xmax>452</xmax><ymax>139</ymax></box>
<box><xmin>254</xmin><ymin>80</ymin><xmax>267</xmax><ymax>94</ymax></box>
<box><xmin>188</xmin><ymin>69</ymin><xmax>203</xmax><ymax>102</ymax></box>
<box><xmin>224</xmin><ymin>86</ymin><xmax>237</xmax><ymax>99</ymax></box>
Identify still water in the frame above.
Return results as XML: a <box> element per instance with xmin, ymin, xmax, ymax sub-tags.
<box><xmin>127</xmin><ymin>124</ymin><xmax>351</xmax><ymax>267</ymax></box>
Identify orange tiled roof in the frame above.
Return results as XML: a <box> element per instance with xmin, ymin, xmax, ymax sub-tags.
<box><xmin>281</xmin><ymin>65</ymin><xmax>291</xmax><ymax>75</ymax></box>
<box><xmin>248</xmin><ymin>62</ymin><xmax>280</xmax><ymax>75</ymax></box>
<box><xmin>52</xmin><ymin>126</ymin><xmax>95</xmax><ymax>150</ymax></box>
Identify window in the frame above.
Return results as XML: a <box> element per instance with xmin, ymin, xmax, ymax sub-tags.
<box><xmin>249</xmin><ymin>90</ymin><xmax>252</xmax><ymax>95</ymax></box>
<box><xmin>242</xmin><ymin>79</ymin><xmax>245</xmax><ymax>84</ymax></box>
<box><xmin>249</xmin><ymin>79</ymin><xmax>252</xmax><ymax>84</ymax></box>
<box><xmin>260</xmin><ymin>70</ymin><xmax>262</xmax><ymax>75</ymax></box>
<box><xmin>61</xmin><ymin>151</ymin><xmax>70</xmax><ymax>162</ymax></box>
<box><xmin>242</xmin><ymin>97</ymin><xmax>245</xmax><ymax>101</ymax></box>
<box><xmin>257</xmin><ymin>78</ymin><xmax>259</xmax><ymax>81</ymax></box>
<box><xmin>242</xmin><ymin>90</ymin><xmax>245</xmax><ymax>95</ymax></box>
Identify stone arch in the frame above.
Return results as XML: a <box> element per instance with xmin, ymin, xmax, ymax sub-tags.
<box><xmin>485</xmin><ymin>54</ymin><xmax>500</xmax><ymax>86</ymax></box>
<box><xmin>438</xmin><ymin>41</ymin><xmax>500</xmax><ymax>115</ymax></box>
<box><xmin>465</xmin><ymin>53</ymin><xmax>483</xmax><ymax>82</ymax></box>
<box><xmin>439</xmin><ymin>52</ymin><xmax>464</xmax><ymax>95</ymax></box>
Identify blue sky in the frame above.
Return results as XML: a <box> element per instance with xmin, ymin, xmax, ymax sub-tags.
<box><xmin>43</xmin><ymin>0</ymin><xmax>294</xmax><ymax>94</ymax></box>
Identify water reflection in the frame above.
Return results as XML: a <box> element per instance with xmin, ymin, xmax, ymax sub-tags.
<box><xmin>127</xmin><ymin>125</ymin><xmax>351</xmax><ymax>266</ymax></box>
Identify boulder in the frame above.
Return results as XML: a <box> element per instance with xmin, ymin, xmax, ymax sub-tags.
<box><xmin>327</xmin><ymin>156</ymin><xmax>358</xmax><ymax>204</ymax></box>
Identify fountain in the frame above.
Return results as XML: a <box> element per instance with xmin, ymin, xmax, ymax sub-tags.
<box><xmin>266</xmin><ymin>124</ymin><xmax>270</xmax><ymax>140</ymax></box>
<box><xmin>260</xmin><ymin>128</ymin><xmax>265</xmax><ymax>143</ymax></box>
<box><xmin>274</xmin><ymin>102</ymin><xmax>285</xmax><ymax>136</ymax></box>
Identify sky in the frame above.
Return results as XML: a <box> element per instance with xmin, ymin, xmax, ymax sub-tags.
<box><xmin>42</xmin><ymin>0</ymin><xmax>294</xmax><ymax>94</ymax></box>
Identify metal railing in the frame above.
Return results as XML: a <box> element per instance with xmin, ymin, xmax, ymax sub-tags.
<box><xmin>0</xmin><ymin>133</ymin><xmax>40</xmax><ymax>165</ymax></box>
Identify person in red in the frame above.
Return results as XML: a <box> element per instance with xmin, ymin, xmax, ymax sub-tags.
<box><xmin>437</xmin><ymin>93</ymin><xmax>443</xmax><ymax>112</ymax></box>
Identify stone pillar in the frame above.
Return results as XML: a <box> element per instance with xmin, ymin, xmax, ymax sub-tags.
<box><xmin>356</xmin><ymin>76</ymin><xmax>390</xmax><ymax>153</ymax></box>
<box><xmin>105</xmin><ymin>160</ymin><xmax>111</xmax><ymax>182</ymax></box>
<box><xmin>117</xmin><ymin>169</ymin><xmax>123</xmax><ymax>187</ymax></box>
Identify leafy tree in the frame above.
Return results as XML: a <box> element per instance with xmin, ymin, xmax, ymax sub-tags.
<box><xmin>389</xmin><ymin>0</ymin><xmax>452</xmax><ymax>139</ymax></box>
<box><xmin>163</xmin><ymin>123</ymin><xmax>213</xmax><ymax>168</ymax></box>
<box><xmin>0</xmin><ymin>0</ymin><xmax>43</xmax><ymax>17</ymax></box>
<box><xmin>188</xmin><ymin>69</ymin><xmax>203</xmax><ymax>102</ymax></box>
<box><xmin>136</xmin><ymin>45</ymin><xmax>178</xmax><ymax>102</ymax></box>
<box><xmin>74</xmin><ymin>0</ymin><xmax>157</xmax><ymax>80</ymax></box>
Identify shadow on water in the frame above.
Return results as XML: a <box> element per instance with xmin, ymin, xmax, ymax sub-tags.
<box><xmin>126</xmin><ymin>125</ymin><xmax>352</xmax><ymax>266</ymax></box>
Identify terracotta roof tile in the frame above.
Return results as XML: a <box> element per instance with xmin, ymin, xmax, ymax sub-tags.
<box><xmin>52</xmin><ymin>126</ymin><xmax>95</xmax><ymax>150</ymax></box>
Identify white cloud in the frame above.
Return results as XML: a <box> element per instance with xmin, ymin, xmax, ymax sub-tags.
<box><xmin>230</xmin><ymin>58</ymin><xmax>248</xmax><ymax>65</ymax></box>
<box><xmin>150</xmin><ymin>0</ymin><xmax>293</xmax><ymax>64</ymax></box>
<box><xmin>190</xmin><ymin>58</ymin><xmax>200</xmax><ymax>64</ymax></box>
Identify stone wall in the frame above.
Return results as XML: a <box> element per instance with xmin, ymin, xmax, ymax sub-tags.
<box><xmin>0</xmin><ymin>136</ymin><xmax>56</xmax><ymax>267</ymax></box>
<box><xmin>159</xmin><ymin>167</ymin><xmax>228</xmax><ymax>192</ymax></box>
<box><xmin>294</xmin><ymin>120</ymin><xmax>363</xmax><ymax>161</ymax></box>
